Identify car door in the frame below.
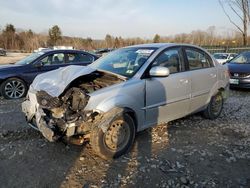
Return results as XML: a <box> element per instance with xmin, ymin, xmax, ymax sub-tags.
<box><xmin>22</xmin><ymin>52</ymin><xmax>66</xmax><ymax>84</ymax></box>
<box><xmin>144</xmin><ymin>47</ymin><xmax>191</xmax><ymax>128</ymax></box>
<box><xmin>65</xmin><ymin>52</ymin><xmax>95</xmax><ymax>65</ymax></box>
<box><xmin>184</xmin><ymin>47</ymin><xmax>217</xmax><ymax>113</ymax></box>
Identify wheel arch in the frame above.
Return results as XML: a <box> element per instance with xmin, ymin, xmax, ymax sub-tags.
<box><xmin>93</xmin><ymin>106</ymin><xmax>138</xmax><ymax>133</ymax></box>
<box><xmin>1</xmin><ymin>76</ymin><xmax>28</xmax><ymax>86</ymax></box>
<box><xmin>123</xmin><ymin>107</ymin><xmax>138</xmax><ymax>132</ymax></box>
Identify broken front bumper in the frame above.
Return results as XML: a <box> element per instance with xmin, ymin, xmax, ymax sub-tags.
<box><xmin>22</xmin><ymin>99</ymin><xmax>55</xmax><ymax>141</ymax></box>
<box><xmin>22</xmin><ymin>98</ymin><xmax>79</xmax><ymax>142</ymax></box>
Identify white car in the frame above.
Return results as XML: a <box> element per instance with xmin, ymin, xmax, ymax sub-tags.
<box><xmin>213</xmin><ymin>53</ymin><xmax>237</xmax><ymax>64</ymax></box>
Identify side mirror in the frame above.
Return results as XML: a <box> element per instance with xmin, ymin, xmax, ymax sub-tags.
<box><xmin>149</xmin><ymin>66</ymin><xmax>170</xmax><ymax>77</ymax></box>
<box><xmin>34</xmin><ymin>61</ymin><xmax>43</xmax><ymax>67</ymax></box>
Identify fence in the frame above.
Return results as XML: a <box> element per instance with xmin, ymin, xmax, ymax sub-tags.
<box><xmin>203</xmin><ymin>46</ymin><xmax>250</xmax><ymax>54</ymax></box>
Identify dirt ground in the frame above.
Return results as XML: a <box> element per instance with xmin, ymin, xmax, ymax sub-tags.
<box><xmin>0</xmin><ymin>53</ymin><xmax>29</xmax><ymax>65</ymax></box>
<box><xmin>0</xmin><ymin>53</ymin><xmax>249</xmax><ymax>188</ymax></box>
<box><xmin>0</xmin><ymin>88</ymin><xmax>249</xmax><ymax>188</ymax></box>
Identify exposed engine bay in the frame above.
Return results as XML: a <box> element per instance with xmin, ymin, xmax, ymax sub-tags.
<box><xmin>23</xmin><ymin>71</ymin><xmax>124</xmax><ymax>144</ymax></box>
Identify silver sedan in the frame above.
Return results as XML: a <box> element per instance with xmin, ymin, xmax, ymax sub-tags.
<box><xmin>22</xmin><ymin>43</ymin><xmax>229</xmax><ymax>159</ymax></box>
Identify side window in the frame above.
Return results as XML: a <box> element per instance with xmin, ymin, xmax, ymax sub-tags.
<box><xmin>79</xmin><ymin>53</ymin><xmax>94</xmax><ymax>62</ymax></box>
<box><xmin>65</xmin><ymin>53</ymin><xmax>94</xmax><ymax>63</ymax></box>
<box><xmin>40</xmin><ymin>53</ymin><xmax>64</xmax><ymax>65</ymax></box>
<box><xmin>152</xmin><ymin>48</ymin><xmax>183</xmax><ymax>73</ymax></box>
<box><xmin>185</xmin><ymin>49</ymin><xmax>212</xmax><ymax>70</ymax></box>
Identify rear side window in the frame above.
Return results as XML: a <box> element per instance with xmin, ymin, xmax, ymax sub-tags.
<box><xmin>185</xmin><ymin>48</ymin><xmax>213</xmax><ymax>70</ymax></box>
<box><xmin>41</xmin><ymin>53</ymin><xmax>65</xmax><ymax>65</ymax></box>
<box><xmin>65</xmin><ymin>53</ymin><xmax>94</xmax><ymax>63</ymax></box>
<box><xmin>152</xmin><ymin>48</ymin><xmax>183</xmax><ymax>73</ymax></box>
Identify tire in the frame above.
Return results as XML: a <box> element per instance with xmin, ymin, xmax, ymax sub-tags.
<box><xmin>0</xmin><ymin>78</ymin><xmax>28</xmax><ymax>99</ymax></box>
<box><xmin>203</xmin><ymin>92</ymin><xmax>223</xmax><ymax>120</ymax></box>
<box><xmin>90</xmin><ymin>111</ymin><xmax>136</xmax><ymax>159</ymax></box>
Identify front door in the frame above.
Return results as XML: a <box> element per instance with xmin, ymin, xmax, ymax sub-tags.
<box><xmin>144</xmin><ymin>47</ymin><xmax>191</xmax><ymax>128</ymax></box>
<box><xmin>22</xmin><ymin>52</ymin><xmax>66</xmax><ymax>84</ymax></box>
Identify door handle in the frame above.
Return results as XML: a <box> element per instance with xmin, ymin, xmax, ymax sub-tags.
<box><xmin>210</xmin><ymin>73</ymin><xmax>216</xmax><ymax>78</ymax></box>
<box><xmin>180</xmin><ymin>79</ymin><xmax>189</xmax><ymax>84</ymax></box>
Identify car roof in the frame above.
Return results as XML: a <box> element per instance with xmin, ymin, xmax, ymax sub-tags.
<box><xmin>42</xmin><ymin>49</ymin><xmax>84</xmax><ymax>53</ymax></box>
<box><xmin>39</xmin><ymin>49</ymin><xmax>97</xmax><ymax>57</ymax></box>
<box><xmin>124</xmin><ymin>43</ymin><xmax>206</xmax><ymax>50</ymax></box>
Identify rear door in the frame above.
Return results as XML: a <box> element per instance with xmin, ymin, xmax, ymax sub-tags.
<box><xmin>144</xmin><ymin>47</ymin><xmax>191</xmax><ymax>128</ymax></box>
<box><xmin>184</xmin><ymin>47</ymin><xmax>217</xmax><ymax>113</ymax></box>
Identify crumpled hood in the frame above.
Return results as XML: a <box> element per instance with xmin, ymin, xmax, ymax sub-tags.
<box><xmin>31</xmin><ymin>65</ymin><xmax>96</xmax><ymax>97</ymax></box>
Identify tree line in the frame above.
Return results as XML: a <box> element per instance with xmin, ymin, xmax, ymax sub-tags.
<box><xmin>0</xmin><ymin>24</ymin><xmax>249</xmax><ymax>52</ymax></box>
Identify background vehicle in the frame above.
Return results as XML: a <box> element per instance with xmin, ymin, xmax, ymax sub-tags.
<box><xmin>213</xmin><ymin>53</ymin><xmax>237</xmax><ymax>64</ymax></box>
<box><xmin>22</xmin><ymin>43</ymin><xmax>229</xmax><ymax>159</ymax></box>
<box><xmin>0</xmin><ymin>48</ymin><xmax>7</xmax><ymax>56</ymax></box>
<box><xmin>228</xmin><ymin>51</ymin><xmax>250</xmax><ymax>88</ymax></box>
<box><xmin>94</xmin><ymin>48</ymin><xmax>114</xmax><ymax>57</ymax></box>
<box><xmin>0</xmin><ymin>49</ymin><xmax>98</xmax><ymax>99</ymax></box>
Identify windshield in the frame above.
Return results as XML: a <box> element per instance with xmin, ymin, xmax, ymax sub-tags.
<box><xmin>213</xmin><ymin>54</ymin><xmax>228</xmax><ymax>59</ymax></box>
<box><xmin>90</xmin><ymin>47</ymin><xmax>156</xmax><ymax>78</ymax></box>
<box><xmin>229</xmin><ymin>52</ymin><xmax>250</xmax><ymax>64</ymax></box>
<box><xmin>15</xmin><ymin>52</ymin><xmax>44</xmax><ymax>65</ymax></box>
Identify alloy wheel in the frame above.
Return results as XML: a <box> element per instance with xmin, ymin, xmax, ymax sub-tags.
<box><xmin>4</xmin><ymin>80</ymin><xmax>25</xmax><ymax>99</ymax></box>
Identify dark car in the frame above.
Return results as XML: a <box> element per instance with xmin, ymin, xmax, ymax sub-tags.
<box><xmin>0</xmin><ymin>48</ymin><xmax>7</xmax><ymax>56</ymax></box>
<box><xmin>228</xmin><ymin>51</ymin><xmax>250</xmax><ymax>88</ymax></box>
<box><xmin>0</xmin><ymin>49</ymin><xmax>98</xmax><ymax>99</ymax></box>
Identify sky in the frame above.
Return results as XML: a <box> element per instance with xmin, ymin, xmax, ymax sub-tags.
<box><xmin>0</xmin><ymin>0</ymin><xmax>243</xmax><ymax>39</ymax></box>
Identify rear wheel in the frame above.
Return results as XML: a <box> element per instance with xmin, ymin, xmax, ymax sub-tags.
<box><xmin>90</xmin><ymin>111</ymin><xmax>135</xmax><ymax>159</ymax></box>
<box><xmin>0</xmin><ymin>78</ymin><xmax>27</xmax><ymax>99</ymax></box>
<box><xmin>203</xmin><ymin>92</ymin><xmax>223</xmax><ymax>119</ymax></box>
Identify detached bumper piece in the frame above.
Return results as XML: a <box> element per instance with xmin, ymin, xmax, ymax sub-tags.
<box><xmin>36</xmin><ymin>108</ymin><xmax>57</xmax><ymax>142</ymax></box>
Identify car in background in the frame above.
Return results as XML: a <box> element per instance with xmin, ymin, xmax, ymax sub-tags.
<box><xmin>213</xmin><ymin>53</ymin><xmax>237</xmax><ymax>64</ymax></box>
<box><xmin>22</xmin><ymin>43</ymin><xmax>229</xmax><ymax>159</ymax></box>
<box><xmin>0</xmin><ymin>48</ymin><xmax>7</xmax><ymax>56</ymax></box>
<box><xmin>228</xmin><ymin>51</ymin><xmax>250</xmax><ymax>88</ymax></box>
<box><xmin>0</xmin><ymin>49</ymin><xmax>98</xmax><ymax>99</ymax></box>
<box><xmin>94</xmin><ymin>48</ymin><xmax>114</xmax><ymax>57</ymax></box>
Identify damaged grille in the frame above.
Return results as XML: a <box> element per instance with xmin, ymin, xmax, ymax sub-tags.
<box><xmin>230</xmin><ymin>72</ymin><xmax>250</xmax><ymax>78</ymax></box>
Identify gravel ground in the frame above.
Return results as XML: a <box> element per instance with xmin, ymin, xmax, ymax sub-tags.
<box><xmin>0</xmin><ymin>53</ymin><xmax>29</xmax><ymax>65</ymax></box>
<box><xmin>0</xmin><ymin>89</ymin><xmax>249</xmax><ymax>188</ymax></box>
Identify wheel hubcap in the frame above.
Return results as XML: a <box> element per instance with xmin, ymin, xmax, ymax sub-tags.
<box><xmin>104</xmin><ymin>120</ymin><xmax>130</xmax><ymax>151</ymax></box>
<box><xmin>211</xmin><ymin>94</ymin><xmax>222</xmax><ymax>115</ymax></box>
<box><xmin>4</xmin><ymin>80</ymin><xmax>25</xmax><ymax>99</ymax></box>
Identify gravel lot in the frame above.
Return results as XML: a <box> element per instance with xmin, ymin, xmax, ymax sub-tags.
<box><xmin>0</xmin><ymin>53</ymin><xmax>29</xmax><ymax>65</ymax></box>
<box><xmin>0</xmin><ymin>89</ymin><xmax>249</xmax><ymax>188</ymax></box>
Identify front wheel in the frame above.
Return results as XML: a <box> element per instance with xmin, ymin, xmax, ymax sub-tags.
<box><xmin>0</xmin><ymin>78</ymin><xmax>27</xmax><ymax>99</ymax></box>
<box><xmin>90</xmin><ymin>111</ymin><xmax>135</xmax><ymax>159</ymax></box>
<box><xmin>203</xmin><ymin>92</ymin><xmax>223</xmax><ymax>119</ymax></box>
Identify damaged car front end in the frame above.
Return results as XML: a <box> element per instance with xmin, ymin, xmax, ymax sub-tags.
<box><xmin>22</xmin><ymin>65</ymin><xmax>125</xmax><ymax>143</ymax></box>
<box><xmin>22</xmin><ymin>44</ymin><xmax>229</xmax><ymax>159</ymax></box>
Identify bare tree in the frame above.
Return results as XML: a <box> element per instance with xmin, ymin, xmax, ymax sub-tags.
<box><xmin>219</xmin><ymin>0</ymin><xmax>250</xmax><ymax>46</ymax></box>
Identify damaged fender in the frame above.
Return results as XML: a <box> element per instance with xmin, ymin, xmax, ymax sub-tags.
<box><xmin>93</xmin><ymin>107</ymin><xmax>135</xmax><ymax>133</ymax></box>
